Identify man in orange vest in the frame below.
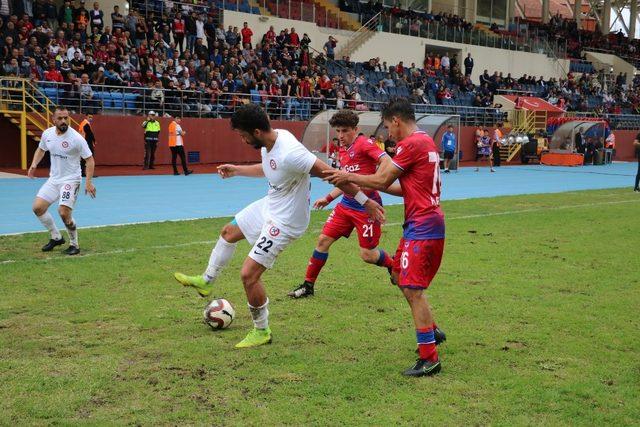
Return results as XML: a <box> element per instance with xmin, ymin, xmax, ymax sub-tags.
<box><xmin>78</xmin><ymin>113</ymin><xmax>96</xmax><ymax>177</ymax></box>
<box><xmin>168</xmin><ymin>116</ymin><xmax>193</xmax><ymax>176</ymax></box>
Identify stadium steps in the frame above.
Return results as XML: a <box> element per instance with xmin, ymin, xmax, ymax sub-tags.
<box><xmin>1</xmin><ymin>111</ymin><xmax>42</xmax><ymax>142</ymax></box>
<box><xmin>311</xmin><ymin>0</ymin><xmax>360</xmax><ymax>30</ymax></box>
<box><xmin>249</xmin><ymin>0</ymin><xmax>271</xmax><ymax>16</ymax></box>
<box><xmin>336</xmin><ymin>12</ymin><xmax>380</xmax><ymax>58</ymax></box>
<box><xmin>0</xmin><ymin>76</ymin><xmax>81</xmax><ymax>169</ymax></box>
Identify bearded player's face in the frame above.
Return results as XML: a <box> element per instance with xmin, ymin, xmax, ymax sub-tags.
<box><xmin>237</xmin><ymin>129</ymin><xmax>264</xmax><ymax>150</ymax></box>
<box><xmin>54</xmin><ymin>110</ymin><xmax>69</xmax><ymax>133</ymax></box>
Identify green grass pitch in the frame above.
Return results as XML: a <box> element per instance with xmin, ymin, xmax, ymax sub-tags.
<box><xmin>1</xmin><ymin>188</ymin><xmax>639</xmax><ymax>425</ymax></box>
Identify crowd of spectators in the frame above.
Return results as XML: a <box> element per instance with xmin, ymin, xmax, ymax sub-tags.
<box><xmin>1</xmin><ymin>0</ymin><xmax>640</xmax><ymax>119</ymax></box>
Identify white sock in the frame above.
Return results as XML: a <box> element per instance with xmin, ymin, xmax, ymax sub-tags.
<box><xmin>65</xmin><ymin>218</ymin><xmax>78</xmax><ymax>247</ymax></box>
<box><xmin>37</xmin><ymin>212</ymin><xmax>62</xmax><ymax>240</ymax></box>
<box><xmin>202</xmin><ymin>236</ymin><xmax>237</xmax><ymax>283</ymax></box>
<box><xmin>248</xmin><ymin>298</ymin><xmax>269</xmax><ymax>330</ymax></box>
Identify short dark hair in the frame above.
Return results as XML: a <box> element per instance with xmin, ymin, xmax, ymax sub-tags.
<box><xmin>381</xmin><ymin>98</ymin><xmax>415</xmax><ymax>122</ymax></box>
<box><xmin>329</xmin><ymin>109</ymin><xmax>359</xmax><ymax>128</ymax></box>
<box><xmin>230</xmin><ymin>104</ymin><xmax>271</xmax><ymax>132</ymax></box>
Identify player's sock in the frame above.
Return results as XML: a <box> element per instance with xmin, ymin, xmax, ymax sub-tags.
<box><xmin>203</xmin><ymin>236</ymin><xmax>237</xmax><ymax>283</ymax></box>
<box><xmin>37</xmin><ymin>212</ymin><xmax>62</xmax><ymax>240</ymax></box>
<box><xmin>375</xmin><ymin>249</ymin><xmax>394</xmax><ymax>269</ymax></box>
<box><xmin>417</xmin><ymin>327</ymin><xmax>438</xmax><ymax>362</ymax></box>
<box><xmin>248</xmin><ymin>298</ymin><xmax>269</xmax><ymax>330</ymax></box>
<box><xmin>304</xmin><ymin>250</ymin><xmax>328</xmax><ymax>284</ymax></box>
<box><xmin>65</xmin><ymin>218</ymin><xmax>78</xmax><ymax>247</ymax></box>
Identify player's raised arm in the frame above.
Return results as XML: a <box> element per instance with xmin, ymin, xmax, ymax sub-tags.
<box><xmin>324</xmin><ymin>154</ymin><xmax>402</xmax><ymax>191</ymax></box>
<box><xmin>217</xmin><ymin>163</ymin><xmax>265</xmax><ymax>178</ymax></box>
<box><xmin>309</xmin><ymin>158</ymin><xmax>385</xmax><ymax>223</ymax></box>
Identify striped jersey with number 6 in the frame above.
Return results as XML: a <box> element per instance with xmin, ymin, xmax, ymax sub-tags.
<box><xmin>390</xmin><ymin>130</ymin><xmax>445</xmax><ymax>240</ymax></box>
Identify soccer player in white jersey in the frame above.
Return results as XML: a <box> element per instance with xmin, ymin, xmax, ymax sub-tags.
<box><xmin>28</xmin><ymin>107</ymin><xmax>96</xmax><ymax>255</ymax></box>
<box><xmin>174</xmin><ymin>104</ymin><xmax>384</xmax><ymax>348</ymax></box>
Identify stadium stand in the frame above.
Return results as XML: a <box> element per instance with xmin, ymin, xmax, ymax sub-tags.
<box><xmin>1</xmin><ymin>0</ymin><xmax>640</xmax><ymax>130</ymax></box>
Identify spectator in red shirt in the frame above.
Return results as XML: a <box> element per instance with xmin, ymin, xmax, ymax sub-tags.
<box><xmin>44</xmin><ymin>59</ymin><xmax>64</xmax><ymax>82</ymax></box>
<box><xmin>173</xmin><ymin>12</ymin><xmax>185</xmax><ymax>53</ymax></box>
<box><xmin>289</xmin><ymin>27</ymin><xmax>300</xmax><ymax>48</ymax></box>
<box><xmin>241</xmin><ymin>22</ymin><xmax>253</xmax><ymax>48</ymax></box>
<box><xmin>264</xmin><ymin>25</ymin><xmax>276</xmax><ymax>44</ymax></box>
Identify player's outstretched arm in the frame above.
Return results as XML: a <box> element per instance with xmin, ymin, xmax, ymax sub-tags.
<box><xmin>324</xmin><ymin>155</ymin><xmax>402</xmax><ymax>192</ymax></box>
<box><xmin>314</xmin><ymin>188</ymin><xmax>343</xmax><ymax>209</ymax></box>
<box><xmin>381</xmin><ymin>183</ymin><xmax>403</xmax><ymax>197</ymax></box>
<box><xmin>217</xmin><ymin>163</ymin><xmax>265</xmax><ymax>178</ymax></box>
<box><xmin>310</xmin><ymin>158</ymin><xmax>385</xmax><ymax>223</ymax></box>
<box><xmin>28</xmin><ymin>148</ymin><xmax>46</xmax><ymax>179</ymax></box>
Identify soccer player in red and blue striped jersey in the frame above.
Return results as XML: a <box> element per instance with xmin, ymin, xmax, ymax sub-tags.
<box><xmin>288</xmin><ymin>110</ymin><xmax>395</xmax><ymax>298</ymax></box>
<box><xmin>325</xmin><ymin>99</ymin><xmax>445</xmax><ymax>377</ymax></box>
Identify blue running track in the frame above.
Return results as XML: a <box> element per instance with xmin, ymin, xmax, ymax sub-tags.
<box><xmin>0</xmin><ymin>163</ymin><xmax>637</xmax><ymax>235</ymax></box>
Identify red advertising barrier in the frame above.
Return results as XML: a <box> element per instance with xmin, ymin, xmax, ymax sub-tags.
<box><xmin>1</xmin><ymin>115</ymin><xmax>637</xmax><ymax>168</ymax></box>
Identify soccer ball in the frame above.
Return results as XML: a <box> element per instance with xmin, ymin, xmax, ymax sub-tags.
<box><xmin>203</xmin><ymin>298</ymin><xmax>235</xmax><ymax>330</ymax></box>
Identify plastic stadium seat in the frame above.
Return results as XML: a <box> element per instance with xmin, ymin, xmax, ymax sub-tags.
<box><xmin>43</xmin><ymin>87</ymin><xmax>59</xmax><ymax>103</ymax></box>
<box><xmin>124</xmin><ymin>93</ymin><xmax>138</xmax><ymax>110</ymax></box>
<box><xmin>111</xmin><ymin>92</ymin><xmax>124</xmax><ymax>109</ymax></box>
<box><xmin>250</xmin><ymin>90</ymin><xmax>261</xmax><ymax>104</ymax></box>
<box><xmin>94</xmin><ymin>91</ymin><xmax>112</xmax><ymax>109</ymax></box>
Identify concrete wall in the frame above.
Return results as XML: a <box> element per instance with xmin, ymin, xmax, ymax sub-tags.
<box><xmin>224</xmin><ymin>11</ymin><xmax>570</xmax><ymax>83</ymax></box>
<box><xmin>584</xmin><ymin>51</ymin><xmax>636</xmax><ymax>85</ymax></box>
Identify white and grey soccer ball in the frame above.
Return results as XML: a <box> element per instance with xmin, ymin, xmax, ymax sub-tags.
<box><xmin>203</xmin><ymin>298</ymin><xmax>235</xmax><ymax>330</ymax></box>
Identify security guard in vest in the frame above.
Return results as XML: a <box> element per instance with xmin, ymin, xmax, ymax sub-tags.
<box><xmin>78</xmin><ymin>113</ymin><xmax>96</xmax><ymax>177</ymax></box>
<box><xmin>142</xmin><ymin>111</ymin><xmax>161</xmax><ymax>170</ymax></box>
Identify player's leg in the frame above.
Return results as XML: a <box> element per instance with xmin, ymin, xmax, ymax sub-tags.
<box><xmin>236</xmin><ymin>222</ymin><xmax>294</xmax><ymax>348</ymax></box>
<box><xmin>353</xmin><ymin>211</ymin><xmax>394</xmax><ymax>272</ymax></box>
<box><xmin>289</xmin><ymin>205</ymin><xmax>351</xmax><ymax>298</ymax></box>
<box><xmin>33</xmin><ymin>184</ymin><xmax>64</xmax><ymax>251</ymax></box>
<box><xmin>174</xmin><ymin>198</ymin><xmax>265</xmax><ymax>297</ymax></box>
<box><xmin>174</xmin><ymin>222</ymin><xmax>245</xmax><ymax>297</ymax></box>
<box><xmin>58</xmin><ymin>205</ymin><xmax>79</xmax><ymax>255</ymax></box>
<box><xmin>235</xmin><ymin>257</ymin><xmax>272</xmax><ymax>348</ymax></box>
<box><xmin>634</xmin><ymin>158</ymin><xmax>639</xmax><ymax>191</ymax></box>
<box><xmin>143</xmin><ymin>140</ymin><xmax>150</xmax><ymax>170</ymax></box>
<box><xmin>288</xmin><ymin>233</ymin><xmax>336</xmax><ymax>298</ymax></box>
<box><xmin>489</xmin><ymin>151</ymin><xmax>495</xmax><ymax>172</ymax></box>
<box><xmin>394</xmin><ymin>239</ymin><xmax>445</xmax><ymax>377</ymax></box>
<box><xmin>56</xmin><ymin>182</ymin><xmax>81</xmax><ymax>255</ymax></box>
<box><xmin>401</xmin><ymin>287</ymin><xmax>441</xmax><ymax>377</ymax></box>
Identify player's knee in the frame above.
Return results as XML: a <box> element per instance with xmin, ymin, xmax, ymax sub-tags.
<box><xmin>220</xmin><ymin>223</ymin><xmax>242</xmax><ymax>243</ymax></box>
<box><xmin>58</xmin><ymin>207</ymin><xmax>71</xmax><ymax>223</ymax></box>
<box><xmin>32</xmin><ymin>203</ymin><xmax>46</xmax><ymax>216</ymax></box>
<box><xmin>316</xmin><ymin>234</ymin><xmax>333</xmax><ymax>251</ymax></box>
<box><xmin>240</xmin><ymin>266</ymin><xmax>259</xmax><ymax>288</ymax></box>
<box><xmin>401</xmin><ymin>287</ymin><xmax>423</xmax><ymax>303</ymax></box>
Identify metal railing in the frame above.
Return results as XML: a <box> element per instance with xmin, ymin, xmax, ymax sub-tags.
<box><xmin>33</xmin><ymin>81</ymin><xmax>506</xmax><ymax>126</ymax></box>
<box><xmin>360</xmin><ymin>15</ymin><xmax>568</xmax><ymax>58</ymax></box>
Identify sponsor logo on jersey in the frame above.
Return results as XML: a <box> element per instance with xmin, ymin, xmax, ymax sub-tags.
<box><xmin>270</xmin><ymin>159</ymin><xmax>277</xmax><ymax>170</ymax></box>
<box><xmin>268</xmin><ymin>226</ymin><xmax>280</xmax><ymax>237</ymax></box>
<box><xmin>348</xmin><ymin>150</ymin><xmax>355</xmax><ymax>159</ymax></box>
<box><xmin>64</xmin><ymin>184</ymin><xmax>71</xmax><ymax>190</ymax></box>
<box><xmin>344</xmin><ymin>164</ymin><xmax>360</xmax><ymax>173</ymax></box>
<box><xmin>61</xmin><ymin>141</ymin><xmax>69</xmax><ymax>148</ymax></box>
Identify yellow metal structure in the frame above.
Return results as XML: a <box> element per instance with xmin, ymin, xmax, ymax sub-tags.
<box><xmin>0</xmin><ymin>77</ymin><xmax>79</xmax><ymax>170</ymax></box>
<box><xmin>501</xmin><ymin>109</ymin><xmax>550</xmax><ymax>162</ymax></box>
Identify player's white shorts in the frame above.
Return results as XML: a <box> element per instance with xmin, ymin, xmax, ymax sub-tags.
<box><xmin>234</xmin><ymin>197</ymin><xmax>298</xmax><ymax>269</ymax></box>
<box><xmin>36</xmin><ymin>179</ymin><xmax>81</xmax><ymax>209</ymax></box>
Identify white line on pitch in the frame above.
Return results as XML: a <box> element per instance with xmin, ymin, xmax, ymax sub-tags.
<box><xmin>1</xmin><ymin>198</ymin><xmax>638</xmax><ymax>266</ymax></box>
